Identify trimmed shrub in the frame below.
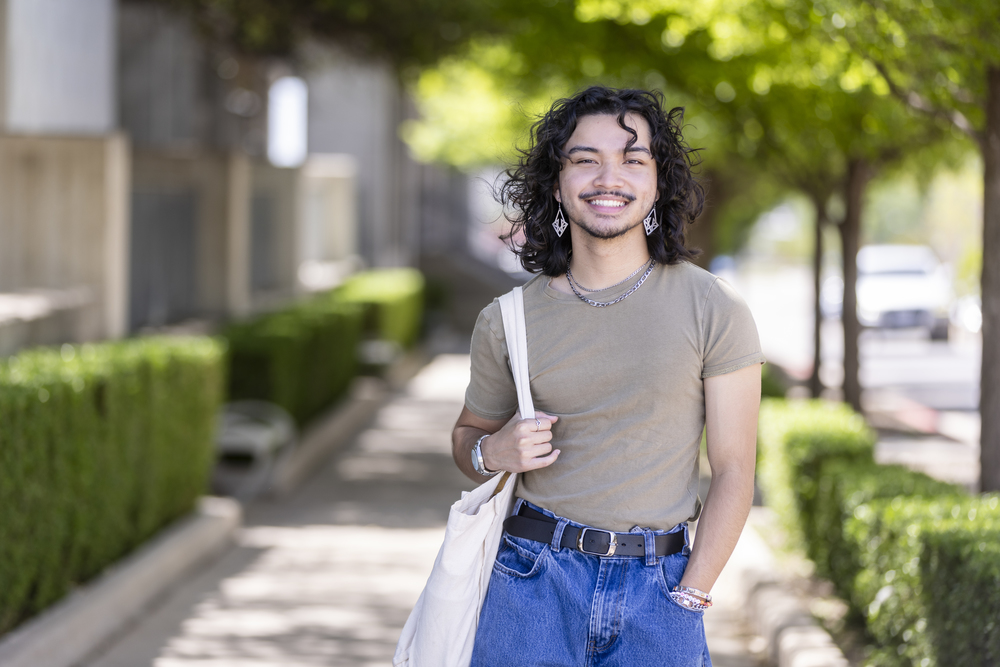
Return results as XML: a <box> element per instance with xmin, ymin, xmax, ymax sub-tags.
<box><xmin>921</xmin><ymin>504</ymin><xmax>1000</xmax><ymax>666</ymax></box>
<box><xmin>224</xmin><ymin>269</ymin><xmax>424</xmax><ymax>424</ymax></box>
<box><xmin>224</xmin><ymin>298</ymin><xmax>363</xmax><ymax>425</ymax></box>
<box><xmin>845</xmin><ymin>495</ymin><xmax>1000</xmax><ymax>666</ymax></box>
<box><xmin>757</xmin><ymin>398</ymin><xmax>876</xmax><ymax>547</ymax></box>
<box><xmin>813</xmin><ymin>459</ymin><xmax>962</xmax><ymax>595</ymax></box>
<box><xmin>757</xmin><ymin>399</ymin><xmax>1000</xmax><ymax>667</ymax></box>
<box><xmin>760</xmin><ymin>363</ymin><xmax>791</xmax><ymax>398</ymax></box>
<box><xmin>336</xmin><ymin>268</ymin><xmax>425</xmax><ymax>350</ymax></box>
<box><xmin>0</xmin><ymin>337</ymin><xmax>224</xmax><ymax>635</ymax></box>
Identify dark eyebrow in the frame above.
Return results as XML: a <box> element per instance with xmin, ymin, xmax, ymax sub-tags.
<box><xmin>566</xmin><ymin>145</ymin><xmax>652</xmax><ymax>156</ymax></box>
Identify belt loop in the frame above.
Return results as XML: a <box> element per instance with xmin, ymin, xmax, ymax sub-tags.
<box><xmin>550</xmin><ymin>518</ymin><xmax>568</xmax><ymax>552</ymax></box>
<box><xmin>643</xmin><ymin>530</ymin><xmax>657</xmax><ymax>566</ymax></box>
<box><xmin>512</xmin><ymin>497</ymin><xmax>526</xmax><ymax>516</ymax></box>
<box><xmin>681</xmin><ymin>523</ymin><xmax>692</xmax><ymax>556</ymax></box>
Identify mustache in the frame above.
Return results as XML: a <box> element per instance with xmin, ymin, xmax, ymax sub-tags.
<box><xmin>578</xmin><ymin>190</ymin><xmax>636</xmax><ymax>202</ymax></box>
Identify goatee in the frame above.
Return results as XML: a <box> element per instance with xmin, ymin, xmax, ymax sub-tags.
<box><xmin>572</xmin><ymin>217</ymin><xmax>644</xmax><ymax>240</ymax></box>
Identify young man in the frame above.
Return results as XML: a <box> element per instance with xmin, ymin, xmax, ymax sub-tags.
<box><xmin>452</xmin><ymin>86</ymin><xmax>764</xmax><ymax>667</ymax></box>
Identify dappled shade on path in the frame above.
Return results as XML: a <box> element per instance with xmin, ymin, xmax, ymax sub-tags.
<box><xmin>85</xmin><ymin>354</ymin><xmax>760</xmax><ymax>666</ymax></box>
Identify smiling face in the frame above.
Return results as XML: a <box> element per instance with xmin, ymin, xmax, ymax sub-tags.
<box><xmin>554</xmin><ymin>112</ymin><xmax>659</xmax><ymax>241</ymax></box>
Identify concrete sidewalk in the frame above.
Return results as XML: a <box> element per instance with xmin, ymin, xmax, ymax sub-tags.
<box><xmin>866</xmin><ymin>389</ymin><xmax>981</xmax><ymax>492</ymax></box>
<box><xmin>83</xmin><ymin>354</ymin><xmax>767</xmax><ymax>667</ymax></box>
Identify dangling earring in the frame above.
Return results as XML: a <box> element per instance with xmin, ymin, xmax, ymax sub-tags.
<box><xmin>643</xmin><ymin>207</ymin><xmax>659</xmax><ymax>236</ymax></box>
<box><xmin>552</xmin><ymin>203</ymin><xmax>568</xmax><ymax>238</ymax></box>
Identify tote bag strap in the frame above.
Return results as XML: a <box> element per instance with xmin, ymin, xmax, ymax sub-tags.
<box><xmin>498</xmin><ymin>286</ymin><xmax>534</xmax><ymax>421</ymax></box>
<box><xmin>493</xmin><ymin>287</ymin><xmax>532</xmax><ymax>497</ymax></box>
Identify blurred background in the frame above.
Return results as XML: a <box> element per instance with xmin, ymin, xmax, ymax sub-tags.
<box><xmin>1</xmin><ymin>0</ymin><xmax>993</xmax><ymax>477</ymax></box>
<box><xmin>2</xmin><ymin>0</ymin><xmax>999</xmax><ymax>664</ymax></box>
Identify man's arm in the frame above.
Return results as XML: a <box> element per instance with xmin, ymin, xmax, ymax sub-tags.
<box><xmin>452</xmin><ymin>407</ymin><xmax>560</xmax><ymax>483</ymax></box>
<box><xmin>679</xmin><ymin>363</ymin><xmax>762</xmax><ymax>593</ymax></box>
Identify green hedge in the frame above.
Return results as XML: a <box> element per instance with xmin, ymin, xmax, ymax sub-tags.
<box><xmin>757</xmin><ymin>398</ymin><xmax>876</xmax><ymax>547</ymax></box>
<box><xmin>757</xmin><ymin>398</ymin><xmax>1000</xmax><ymax>667</ymax></box>
<box><xmin>0</xmin><ymin>337</ymin><xmax>224</xmax><ymax>635</ymax></box>
<box><xmin>224</xmin><ymin>298</ymin><xmax>363</xmax><ymax>425</ymax></box>
<box><xmin>814</xmin><ymin>459</ymin><xmax>961</xmax><ymax>597</ymax></box>
<box><xmin>921</xmin><ymin>505</ymin><xmax>1000</xmax><ymax>665</ymax></box>
<box><xmin>336</xmin><ymin>268</ymin><xmax>425</xmax><ymax>350</ymax></box>
<box><xmin>846</xmin><ymin>495</ymin><xmax>1000</xmax><ymax>666</ymax></box>
<box><xmin>223</xmin><ymin>269</ymin><xmax>424</xmax><ymax>424</ymax></box>
<box><xmin>760</xmin><ymin>364</ymin><xmax>787</xmax><ymax>398</ymax></box>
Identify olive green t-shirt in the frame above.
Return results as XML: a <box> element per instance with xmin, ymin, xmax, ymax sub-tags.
<box><xmin>464</xmin><ymin>260</ymin><xmax>765</xmax><ymax>532</ymax></box>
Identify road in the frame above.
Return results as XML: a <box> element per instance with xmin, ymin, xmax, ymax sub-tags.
<box><xmin>730</xmin><ymin>262</ymin><xmax>982</xmax><ymax>490</ymax></box>
<box><xmin>727</xmin><ymin>263</ymin><xmax>981</xmax><ymax>413</ymax></box>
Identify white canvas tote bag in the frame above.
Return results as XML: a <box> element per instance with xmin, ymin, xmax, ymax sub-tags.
<box><xmin>393</xmin><ymin>286</ymin><xmax>534</xmax><ymax>667</ymax></box>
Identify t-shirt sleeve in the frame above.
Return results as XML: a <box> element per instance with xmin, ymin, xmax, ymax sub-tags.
<box><xmin>701</xmin><ymin>278</ymin><xmax>767</xmax><ymax>378</ymax></box>
<box><xmin>464</xmin><ymin>302</ymin><xmax>519</xmax><ymax>420</ymax></box>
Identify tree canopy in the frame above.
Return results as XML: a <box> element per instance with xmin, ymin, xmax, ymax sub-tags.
<box><xmin>825</xmin><ymin>0</ymin><xmax>999</xmax><ymax>142</ymax></box>
<box><xmin>819</xmin><ymin>0</ymin><xmax>1000</xmax><ymax>490</ymax></box>
<box><xmin>399</xmin><ymin>0</ymin><xmax>962</xmax><ymax>262</ymax></box>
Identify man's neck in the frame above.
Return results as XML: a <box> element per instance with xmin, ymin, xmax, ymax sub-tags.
<box><xmin>551</xmin><ymin>231</ymin><xmax>651</xmax><ymax>294</ymax></box>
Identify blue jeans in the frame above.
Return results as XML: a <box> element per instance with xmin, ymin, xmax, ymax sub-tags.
<box><xmin>471</xmin><ymin>500</ymin><xmax>711</xmax><ymax>667</ymax></box>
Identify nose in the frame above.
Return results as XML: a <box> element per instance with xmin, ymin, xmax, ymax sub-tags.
<box><xmin>593</xmin><ymin>160</ymin><xmax>625</xmax><ymax>190</ymax></box>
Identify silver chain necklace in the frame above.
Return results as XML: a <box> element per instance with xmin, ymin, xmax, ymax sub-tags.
<box><xmin>566</xmin><ymin>258</ymin><xmax>651</xmax><ymax>292</ymax></box>
<box><xmin>565</xmin><ymin>259</ymin><xmax>656</xmax><ymax>308</ymax></box>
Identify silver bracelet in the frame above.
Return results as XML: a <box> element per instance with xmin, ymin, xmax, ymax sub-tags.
<box><xmin>669</xmin><ymin>591</ymin><xmax>710</xmax><ymax>611</ymax></box>
<box><xmin>471</xmin><ymin>434</ymin><xmax>500</xmax><ymax>477</ymax></box>
<box><xmin>673</xmin><ymin>585</ymin><xmax>712</xmax><ymax>604</ymax></box>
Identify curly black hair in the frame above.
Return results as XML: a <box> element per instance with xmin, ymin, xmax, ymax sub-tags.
<box><xmin>497</xmin><ymin>86</ymin><xmax>705</xmax><ymax>276</ymax></box>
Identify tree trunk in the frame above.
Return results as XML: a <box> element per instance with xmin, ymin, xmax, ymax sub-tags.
<box><xmin>841</xmin><ymin>159</ymin><xmax>870</xmax><ymax>413</ymax></box>
<box><xmin>980</xmin><ymin>66</ymin><xmax>1000</xmax><ymax>492</ymax></box>
<box><xmin>810</xmin><ymin>196</ymin><xmax>827</xmax><ymax>398</ymax></box>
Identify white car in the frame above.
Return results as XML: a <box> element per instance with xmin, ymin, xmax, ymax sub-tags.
<box><xmin>821</xmin><ymin>245</ymin><xmax>952</xmax><ymax>340</ymax></box>
<box><xmin>857</xmin><ymin>245</ymin><xmax>952</xmax><ymax>339</ymax></box>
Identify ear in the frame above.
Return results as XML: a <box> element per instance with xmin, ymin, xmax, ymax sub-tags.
<box><xmin>553</xmin><ymin>185</ymin><xmax>562</xmax><ymax>204</ymax></box>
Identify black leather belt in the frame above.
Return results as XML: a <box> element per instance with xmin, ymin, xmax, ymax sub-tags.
<box><xmin>502</xmin><ymin>505</ymin><xmax>686</xmax><ymax>557</ymax></box>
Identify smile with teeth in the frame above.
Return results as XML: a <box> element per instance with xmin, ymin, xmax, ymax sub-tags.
<box><xmin>589</xmin><ymin>199</ymin><xmax>627</xmax><ymax>208</ymax></box>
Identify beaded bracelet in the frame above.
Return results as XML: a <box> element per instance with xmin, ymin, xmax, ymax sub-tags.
<box><xmin>669</xmin><ymin>591</ymin><xmax>711</xmax><ymax>611</ymax></box>
<box><xmin>673</xmin><ymin>585</ymin><xmax>712</xmax><ymax>604</ymax></box>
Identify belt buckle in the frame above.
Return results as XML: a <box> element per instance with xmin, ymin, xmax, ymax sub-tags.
<box><xmin>577</xmin><ymin>527</ymin><xmax>617</xmax><ymax>556</ymax></box>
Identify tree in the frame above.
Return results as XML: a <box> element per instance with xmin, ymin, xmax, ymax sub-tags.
<box><xmin>617</xmin><ymin>0</ymin><xmax>958</xmax><ymax>409</ymax></box>
<box><xmin>825</xmin><ymin>0</ymin><xmax>1000</xmax><ymax>490</ymax></box>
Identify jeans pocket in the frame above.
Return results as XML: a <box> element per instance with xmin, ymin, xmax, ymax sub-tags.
<box><xmin>667</xmin><ymin>590</ymin><xmax>706</xmax><ymax>615</ymax></box>
<box><xmin>657</xmin><ymin>553</ymin><xmax>705</xmax><ymax>616</ymax></box>
<box><xmin>492</xmin><ymin>533</ymin><xmax>548</xmax><ymax>578</ymax></box>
